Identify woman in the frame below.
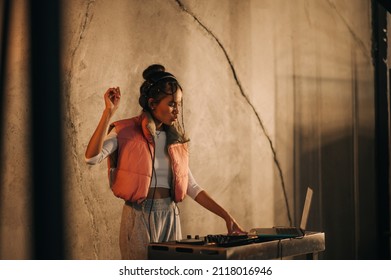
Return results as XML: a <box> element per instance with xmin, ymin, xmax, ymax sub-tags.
<box><xmin>85</xmin><ymin>64</ymin><xmax>245</xmax><ymax>259</ymax></box>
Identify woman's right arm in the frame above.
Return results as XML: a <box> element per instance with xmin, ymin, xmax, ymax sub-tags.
<box><xmin>85</xmin><ymin>87</ymin><xmax>121</xmax><ymax>159</ymax></box>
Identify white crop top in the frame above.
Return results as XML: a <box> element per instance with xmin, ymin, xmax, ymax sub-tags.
<box><xmin>85</xmin><ymin>129</ymin><xmax>203</xmax><ymax>200</ymax></box>
<box><xmin>150</xmin><ymin>131</ymin><xmax>171</xmax><ymax>189</ymax></box>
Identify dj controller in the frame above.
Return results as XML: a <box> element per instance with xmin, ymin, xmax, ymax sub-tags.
<box><xmin>176</xmin><ymin>234</ymin><xmax>261</xmax><ymax>247</ymax></box>
<box><xmin>148</xmin><ymin>233</ymin><xmax>262</xmax><ymax>260</ymax></box>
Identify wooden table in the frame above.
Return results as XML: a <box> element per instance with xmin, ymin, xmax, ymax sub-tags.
<box><xmin>148</xmin><ymin>232</ymin><xmax>325</xmax><ymax>260</ymax></box>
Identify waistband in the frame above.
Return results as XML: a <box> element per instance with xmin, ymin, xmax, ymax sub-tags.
<box><xmin>125</xmin><ymin>197</ymin><xmax>174</xmax><ymax>212</ymax></box>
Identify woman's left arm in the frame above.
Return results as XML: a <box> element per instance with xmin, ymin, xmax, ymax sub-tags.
<box><xmin>194</xmin><ymin>190</ymin><xmax>246</xmax><ymax>235</ymax></box>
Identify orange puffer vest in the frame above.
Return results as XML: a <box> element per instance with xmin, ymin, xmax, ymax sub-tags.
<box><xmin>107</xmin><ymin>112</ymin><xmax>189</xmax><ymax>204</ymax></box>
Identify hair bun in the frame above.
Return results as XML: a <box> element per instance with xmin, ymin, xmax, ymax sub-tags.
<box><xmin>142</xmin><ymin>64</ymin><xmax>166</xmax><ymax>80</ymax></box>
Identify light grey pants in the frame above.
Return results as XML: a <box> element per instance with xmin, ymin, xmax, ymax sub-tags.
<box><xmin>119</xmin><ymin>198</ymin><xmax>182</xmax><ymax>260</ymax></box>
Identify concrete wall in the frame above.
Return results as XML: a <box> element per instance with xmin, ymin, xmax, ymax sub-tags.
<box><xmin>1</xmin><ymin>0</ymin><xmax>376</xmax><ymax>259</ymax></box>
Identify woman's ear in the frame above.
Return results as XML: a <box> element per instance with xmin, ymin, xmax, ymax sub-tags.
<box><xmin>148</xmin><ymin>98</ymin><xmax>155</xmax><ymax>110</ymax></box>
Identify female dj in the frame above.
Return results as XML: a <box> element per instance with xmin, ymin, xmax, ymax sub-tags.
<box><xmin>85</xmin><ymin>64</ymin><xmax>245</xmax><ymax>259</ymax></box>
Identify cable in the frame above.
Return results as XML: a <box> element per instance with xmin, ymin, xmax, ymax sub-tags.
<box><xmin>180</xmin><ymin>99</ymin><xmax>186</xmax><ymax>138</ymax></box>
<box><xmin>146</xmin><ymin>138</ymin><xmax>157</xmax><ymax>243</ymax></box>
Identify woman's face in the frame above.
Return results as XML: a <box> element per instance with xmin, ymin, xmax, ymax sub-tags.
<box><xmin>151</xmin><ymin>88</ymin><xmax>182</xmax><ymax>127</ymax></box>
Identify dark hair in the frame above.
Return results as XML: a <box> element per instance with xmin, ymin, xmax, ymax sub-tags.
<box><xmin>139</xmin><ymin>64</ymin><xmax>182</xmax><ymax>112</ymax></box>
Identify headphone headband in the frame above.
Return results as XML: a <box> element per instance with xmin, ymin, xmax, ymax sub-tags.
<box><xmin>147</xmin><ymin>72</ymin><xmax>177</xmax><ymax>84</ymax></box>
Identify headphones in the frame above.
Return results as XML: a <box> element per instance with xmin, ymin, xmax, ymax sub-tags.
<box><xmin>139</xmin><ymin>72</ymin><xmax>178</xmax><ymax>110</ymax></box>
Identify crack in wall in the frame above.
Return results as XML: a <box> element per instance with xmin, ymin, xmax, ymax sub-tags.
<box><xmin>63</xmin><ymin>0</ymin><xmax>99</xmax><ymax>259</ymax></box>
<box><xmin>174</xmin><ymin>0</ymin><xmax>292</xmax><ymax>225</ymax></box>
<box><xmin>326</xmin><ymin>0</ymin><xmax>371</xmax><ymax>62</ymax></box>
<box><xmin>66</xmin><ymin>0</ymin><xmax>95</xmax><ymax>83</ymax></box>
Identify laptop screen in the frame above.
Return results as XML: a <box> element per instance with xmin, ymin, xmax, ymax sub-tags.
<box><xmin>300</xmin><ymin>187</ymin><xmax>313</xmax><ymax>230</ymax></box>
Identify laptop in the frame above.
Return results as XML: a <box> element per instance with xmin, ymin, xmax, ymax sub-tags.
<box><xmin>249</xmin><ymin>187</ymin><xmax>313</xmax><ymax>239</ymax></box>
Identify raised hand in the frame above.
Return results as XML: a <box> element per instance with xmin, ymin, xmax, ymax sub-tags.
<box><xmin>104</xmin><ymin>86</ymin><xmax>121</xmax><ymax>114</ymax></box>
